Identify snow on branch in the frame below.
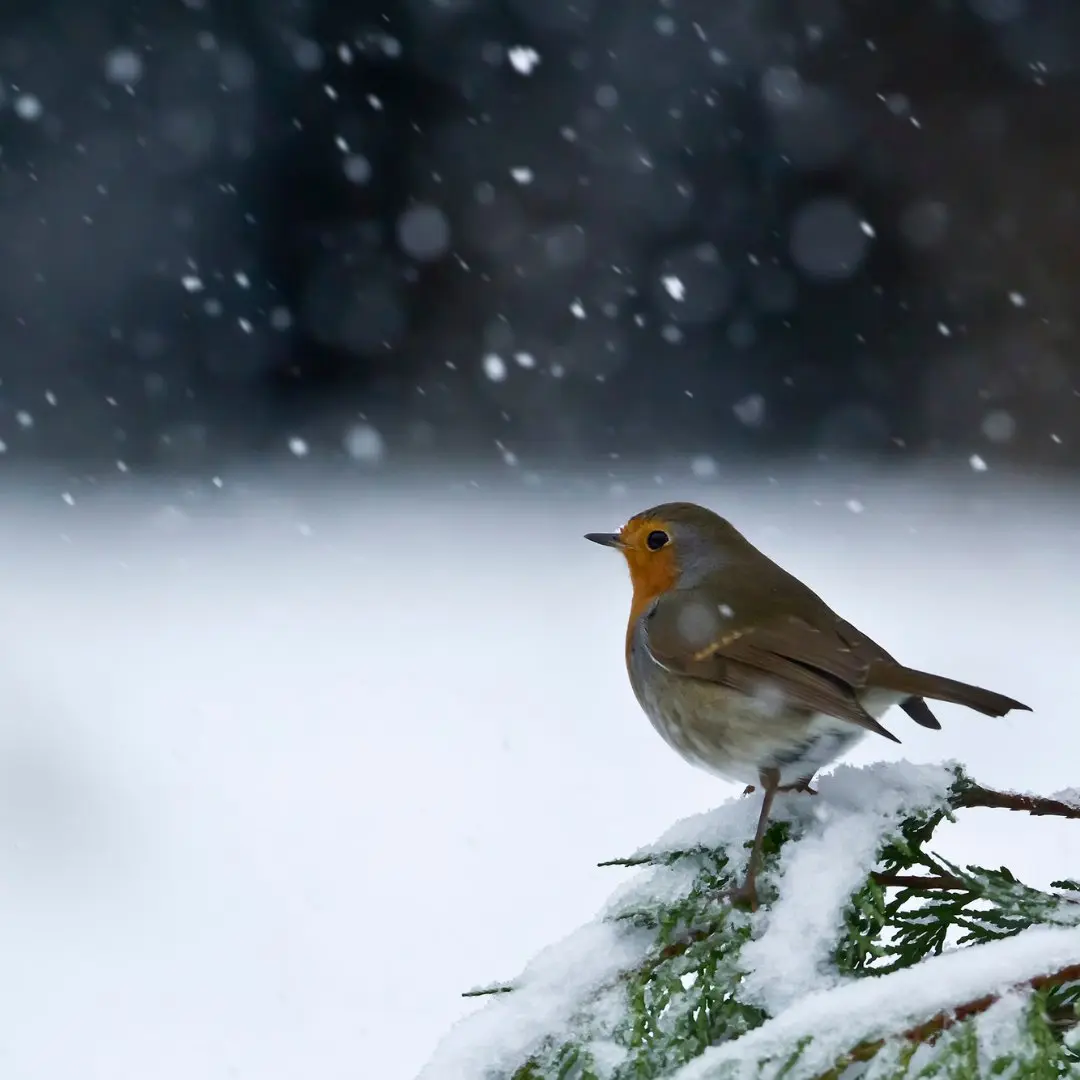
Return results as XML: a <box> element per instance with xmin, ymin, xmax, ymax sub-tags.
<box><xmin>673</xmin><ymin>927</ymin><xmax>1080</xmax><ymax>1079</ymax></box>
<box><xmin>420</xmin><ymin>762</ymin><xmax>1080</xmax><ymax>1080</ymax></box>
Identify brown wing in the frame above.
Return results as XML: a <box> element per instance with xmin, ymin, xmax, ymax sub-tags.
<box><xmin>643</xmin><ymin>593</ymin><xmax>902</xmax><ymax>742</ymax></box>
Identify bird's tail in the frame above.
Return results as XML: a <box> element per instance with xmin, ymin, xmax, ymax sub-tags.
<box><xmin>870</xmin><ymin>664</ymin><xmax>1030</xmax><ymax>718</ymax></box>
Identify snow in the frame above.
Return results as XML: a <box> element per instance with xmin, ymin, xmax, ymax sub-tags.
<box><xmin>420</xmin><ymin>760</ymin><xmax>959</xmax><ymax>1079</ymax></box>
<box><xmin>507</xmin><ymin>46</ymin><xmax>541</xmax><ymax>75</ymax></box>
<box><xmin>482</xmin><ymin>353</ymin><xmax>507</xmax><ymax>381</ymax></box>
<box><xmin>738</xmin><ymin>762</ymin><xmax>955</xmax><ymax>1014</ymax></box>
<box><xmin>662</xmin><ymin>275</ymin><xmax>686</xmax><ymax>301</ymax></box>
<box><xmin>640</xmin><ymin>795</ymin><xmax>763</xmax><ymax>862</ymax></box>
<box><xmin>673</xmin><ymin>924</ymin><xmax>1080</xmax><ymax>1079</ymax></box>
<box><xmin>975</xmin><ymin>993</ymin><xmax>1030</xmax><ymax>1077</ymax></box>
<box><xmin>342</xmin><ymin>154</ymin><xmax>372</xmax><ymax>184</ymax></box>
<box><xmin>342</xmin><ymin>423</ymin><xmax>385</xmax><ymax>464</ymax></box>
<box><xmin>732</xmin><ymin>394</ymin><xmax>765</xmax><ymax>426</ymax></box>
<box><xmin>397</xmin><ymin>204</ymin><xmax>452</xmax><ymax>262</ymax></box>
<box><xmin>14</xmin><ymin>93</ymin><xmax>43</xmax><ymax>121</ymax></box>
<box><xmin>419</xmin><ymin>922</ymin><xmax>651</xmax><ymax>1080</ymax></box>
<box><xmin>789</xmin><ymin>197</ymin><xmax>871</xmax><ymax>281</ymax></box>
<box><xmin>0</xmin><ymin>467</ymin><xmax>1074</xmax><ymax>1080</ymax></box>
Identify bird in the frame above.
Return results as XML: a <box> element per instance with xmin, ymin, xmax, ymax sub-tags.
<box><xmin>585</xmin><ymin>501</ymin><xmax>1031</xmax><ymax>909</ymax></box>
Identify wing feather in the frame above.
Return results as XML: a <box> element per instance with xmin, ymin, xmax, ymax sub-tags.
<box><xmin>643</xmin><ymin>595</ymin><xmax>902</xmax><ymax>742</ymax></box>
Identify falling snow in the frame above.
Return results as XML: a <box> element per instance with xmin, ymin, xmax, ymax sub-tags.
<box><xmin>103</xmin><ymin>47</ymin><xmax>144</xmax><ymax>86</ymax></box>
<box><xmin>398</xmin><ymin>204</ymin><xmax>452</xmax><ymax>262</ymax></box>
<box><xmin>507</xmin><ymin>46</ymin><xmax>541</xmax><ymax>75</ymax></box>
<box><xmin>14</xmin><ymin>94</ymin><xmax>43</xmax><ymax>120</ymax></box>
<box><xmin>733</xmin><ymin>394</ymin><xmax>766</xmax><ymax>427</ymax></box>
<box><xmin>661</xmin><ymin>276</ymin><xmax>686</xmax><ymax>302</ymax></box>
<box><xmin>690</xmin><ymin>454</ymin><xmax>718</xmax><ymax>478</ymax></box>
<box><xmin>343</xmin><ymin>423</ymin><xmax>385</xmax><ymax>464</ymax></box>
<box><xmin>482</xmin><ymin>354</ymin><xmax>507</xmax><ymax>382</ymax></box>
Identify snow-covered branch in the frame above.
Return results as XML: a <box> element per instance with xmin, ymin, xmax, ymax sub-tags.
<box><xmin>421</xmin><ymin>762</ymin><xmax>1080</xmax><ymax>1080</ymax></box>
<box><xmin>674</xmin><ymin>927</ymin><xmax>1080</xmax><ymax>1079</ymax></box>
<box><xmin>819</xmin><ymin>957</ymin><xmax>1080</xmax><ymax>1080</ymax></box>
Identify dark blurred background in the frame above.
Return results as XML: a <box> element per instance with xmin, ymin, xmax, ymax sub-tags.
<box><xmin>1</xmin><ymin>0</ymin><xmax>1077</xmax><ymax>474</ymax></box>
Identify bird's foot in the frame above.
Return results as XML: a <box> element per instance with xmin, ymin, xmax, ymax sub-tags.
<box><xmin>777</xmin><ymin>779</ymin><xmax>818</xmax><ymax>796</ymax></box>
<box><xmin>744</xmin><ymin>780</ymin><xmax>817</xmax><ymax>797</ymax></box>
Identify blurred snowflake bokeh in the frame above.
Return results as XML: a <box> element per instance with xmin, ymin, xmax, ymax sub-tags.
<box><xmin>0</xmin><ymin>0</ymin><xmax>1077</xmax><ymax>474</ymax></box>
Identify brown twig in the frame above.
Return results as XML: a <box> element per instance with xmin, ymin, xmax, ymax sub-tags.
<box><xmin>816</xmin><ymin>962</ymin><xmax>1080</xmax><ymax>1080</ymax></box>
<box><xmin>872</xmin><ymin>873</ymin><xmax>967</xmax><ymax>891</ymax></box>
<box><xmin>954</xmin><ymin>785</ymin><xmax>1080</xmax><ymax>819</ymax></box>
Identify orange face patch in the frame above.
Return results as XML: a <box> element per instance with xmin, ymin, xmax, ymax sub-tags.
<box><xmin>617</xmin><ymin>515</ymin><xmax>680</xmax><ymax>623</ymax></box>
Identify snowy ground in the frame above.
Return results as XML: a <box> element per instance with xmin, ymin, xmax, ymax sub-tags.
<box><xmin>0</xmin><ymin>464</ymin><xmax>1074</xmax><ymax>1080</ymax></box>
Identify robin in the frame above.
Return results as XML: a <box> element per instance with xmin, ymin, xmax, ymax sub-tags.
<box><xmin>586</xmin><ymin>501</ymin><xmax>1030</xmax><ymax>909</ymax></box>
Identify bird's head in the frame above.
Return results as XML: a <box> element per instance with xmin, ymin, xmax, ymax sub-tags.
<box><xmin>585</xmin><ymin>502</ymin><xmax>753</xmax><ymax>605</ymax></box>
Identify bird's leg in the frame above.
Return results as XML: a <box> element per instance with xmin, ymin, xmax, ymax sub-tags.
<box><xmin>726</xmin><ymin>768</ymin><xmax>780</xmax><ymax>911</ymax></box>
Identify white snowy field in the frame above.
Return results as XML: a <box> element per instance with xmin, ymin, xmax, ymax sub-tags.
<box><xmin>0</xmin><ymin>465</ymin><xmax>1074</xmax><ymax>1080</ymax></box>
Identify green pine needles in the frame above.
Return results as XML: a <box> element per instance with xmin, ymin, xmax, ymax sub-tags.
<box><xmin>422</xmin><ymin>763</ymin><xmax>1080</xmax><ymax>1080</ymax></box>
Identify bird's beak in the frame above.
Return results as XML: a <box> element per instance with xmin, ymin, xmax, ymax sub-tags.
<box><xmin>584</xmin><ymin>532</ymin><xmax>623</xmax><ymax>548</ymax></box>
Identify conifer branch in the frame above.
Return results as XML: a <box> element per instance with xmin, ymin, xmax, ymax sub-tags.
<box><xmin>453</xmin><ymin>770</ymin><xmax>1080</xmax><ymax>1080</ymax></box>
<box><xmin>598</xmin><ymin>846</ymin><xmax>713</xmax><ymax>868</ymax></box>
<box><xmin>463</xmin><ymin>924</ymin><xmax>731</xmax><ymax>999</ymax></box>
<box><xmin>871</xmin><ymin>872</ymin><xmax>967</xmax><ymax>890</ymax></box>
<box><xmin>462</xmin><ymin>984</ymin><xmax>515</xmax><ymax>998</ymax></box>
<box><xmin>816</xmin><ymin>961</ymin><xmax>1080</xmax><ymax>1080</ymax></box>
<box><xmin>465</xmin><ymin>780</ymin><xmax>1080</xmax><ymax>999</ymax></box>
<box><xmin>951</xmin><ymin>784</ymin><xmax>1080</xmax><ymax>819</ymax></box>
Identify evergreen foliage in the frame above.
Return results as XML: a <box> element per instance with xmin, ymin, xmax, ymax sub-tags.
<box><xmin>429</xmin><ymin>765</ymin><xmax>1080</xmax><ymax>1080</ymax></box>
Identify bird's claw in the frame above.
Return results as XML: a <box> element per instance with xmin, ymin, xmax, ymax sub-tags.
<box><xmin>777</xmin><ymin>780</ymin><xmax>818</xmax><ymax>796</ymax></box>
<box><xmin>743</xmin><ymin>780</ymin><xmax>818</xmax><ymax>797</ymax></box>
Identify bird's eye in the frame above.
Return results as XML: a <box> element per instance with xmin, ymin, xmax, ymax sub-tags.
<box><xmin>646</xmin><ymin>529</ymin><xmax>669</xmax><ymax>551</ymax></box>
